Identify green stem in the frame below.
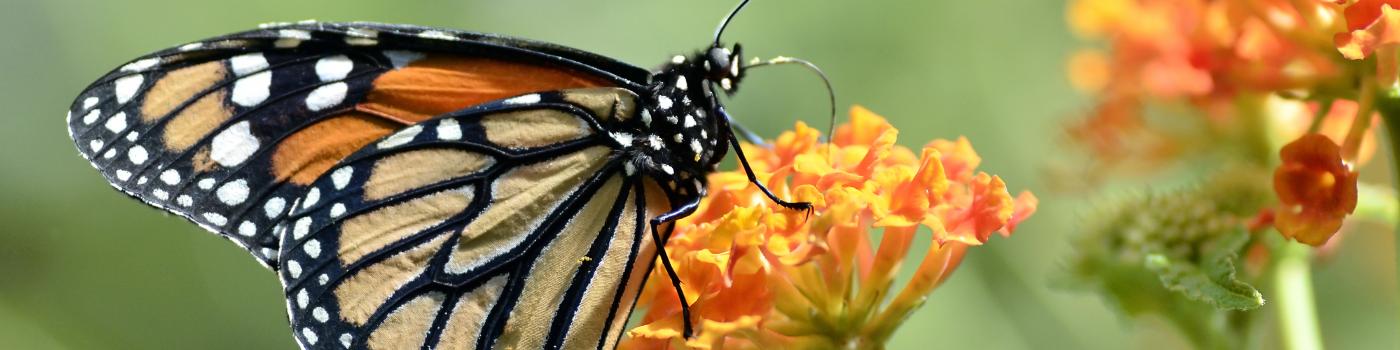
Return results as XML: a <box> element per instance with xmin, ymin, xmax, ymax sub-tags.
<box><xmin>1274</xmin><ymin>243</ymin><xmax>1323</xmax><ymax>350</ymax></box>
<box><xmin>1376</xmin><ymin>87</ymin><xmax>1400</xmax><ymax>344</ymax></box>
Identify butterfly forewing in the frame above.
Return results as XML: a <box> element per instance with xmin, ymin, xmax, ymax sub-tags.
<box><xmin>66</xmin><ymin>22</ymin><xmax>643</xmax><ymax>268</ymax></box>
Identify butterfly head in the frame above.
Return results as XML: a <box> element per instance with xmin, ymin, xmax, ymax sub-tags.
<box><xmin>704</xmin><ymin>43</ymin><xmax>745</xmax><ymax>94</ymax></box>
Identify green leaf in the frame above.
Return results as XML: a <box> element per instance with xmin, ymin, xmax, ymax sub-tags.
<box><xmin>1145</xmin><ymin>230</ymin><xmax>1264</xmax><ymax>310</ymax></box>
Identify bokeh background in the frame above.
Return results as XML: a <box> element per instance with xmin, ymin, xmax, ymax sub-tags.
<box><xmin>1</xmin><ymin>0</ymin><xmax>1395</xmax><ymax>348</ymax></box>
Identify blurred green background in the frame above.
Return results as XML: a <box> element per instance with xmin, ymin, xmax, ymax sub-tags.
<box><xmin>1</xmin><ymin>0</ymin><xmax>1395</xmax><ymax>348</ymax></box>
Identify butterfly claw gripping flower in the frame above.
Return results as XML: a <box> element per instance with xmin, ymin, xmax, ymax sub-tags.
<box><xmin>622</xmin><ymin>106</ymin><xmax>1036</xmax><ymax>349</ymax></box>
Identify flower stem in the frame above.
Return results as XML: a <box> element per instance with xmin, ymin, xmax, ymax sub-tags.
<box><xmin>1376</xmin><ymin>87</ymin><xmax>1400</xmax><ymax>341</ymax></box>
<box><xmin>1274</xmin><ymin>243</ymin><xmax>1323</xmax><ymax>350</ymax></box>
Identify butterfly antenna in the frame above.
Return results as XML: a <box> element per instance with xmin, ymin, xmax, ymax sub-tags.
<box><xmin>714</xmin><ymin>0</ymin><xmax>752</xmax><ymax>46</ymax></box>
<box><xmin>743</xmin><ymin>56</ymin><xmax>838</xmax><ymax>146</ymax></box>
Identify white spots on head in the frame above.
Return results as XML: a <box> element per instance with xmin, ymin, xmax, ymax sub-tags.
<box><xmin>504</xmin><ymin>94</ymin><xmax>541</xmax><ymax>105</ymax></box>
<box><xmin>177</xmin><ymin>195</ymin><xmax>194</xmax><ymax>207</ymax></box>
<box><xmin>230</xmin><ymin>53</ymin><xmax>269</xmax><ymax>76</ymax></box>
<box><xmin>610</xmin><ymin>132</ymin><xmax>635</xmax><ymax>147</ymax></box>
<box><xmin>675</xmin><ymin>75</ymin><xmax>688</xmax><ymax>91</ymax></box>
<box><xmin>238</xmin><ymin>221</ymin><xmax>258</xmax><ymax>237</ymax></box>
<box><xmin>683</xmin><ymin>114</ymin><xmax>696</xmax><ymax>128</ymax></box>
<box><xmin>666</xmin><ymin>115</ymin><xmax>678</xmax><ymax>124</ymax></box>
<box><xmin>624</xmin><ymin>161</ymin><xmax>636</xmax><ymax>176</ymax></box>
<box><xmin>198</xmin><ymin>178</ymin><xmax>216</xmax><ymax>190</ymax></box>
<box><xmin>286</xmin><ymin>259</ymin><xmax>303</xmax><ymax>279</ymax></box>
<box><xmin>302</xmin><ymin>187</ymin><xmax>321</xmax><ymax>209</ymax></box>
<box><xmin>383</xmin><ymin>50</ymin><xmax>425</xmax><ymax>69</ymax></box>
<box><xmin>312</xmin><ymin>307</ymin><xmax>329</xmax><ymax>323</ymax></box>
<box><xmin>82</xmin><ymin>97</ymin><xmax>99</xmax><ymax>109</ymax></box>
<box><xmin>661</xmin><ymin>164</ymin><xmax>674</xmax><ymax>175</ymax></box>
<box><xmin>82</xmin><ymin>109</ymin><xmax>101</xmax><ymax>125</ymax></box>
<box><xmin>657</xmin><ymin>96</ymin><xmax>673</xmax><ymax>110</ymax></box>
<box><xmin>104</xmin><ymin>112</ymin><xmax>128</xmax><ymax>133</ymax></box>
<box><xmin>315</xmin><ymin>55</ymin><xmax>353</xmax><ymax>82</ymax></box>
<box><xmin>121</xmin><ymin>58</ymin><xmax>160</xmax><ymax>72</ymax></box>
<box><xmin>344</xmin><ymin>27</ymin><xmax>378</xmax><ymax>46</ymax></box>
<box><xmin>211</xmin><ymin>121</ymin><xmax>259</xmax><ymax>166</ymax></box>
<box><xmin>377</xmin><ymin>124</ymin><xmax>422</xmax><ymax>148</ymax></box>
<box><xmin>114</xmin><ymin>170</ymin><xmax>132</xmax><ymax>181</ymax></box>
<box><xmin>127</xmin><ymin>145</ymin><xmax>148</xmax><ymax>165</ymax></box>
<box><xmin>216</xmin><ymin>179</ymin><xmax>250</xmax><ymax>206</ymax></box>
<box><xmin>329</xmin><ymin>203</ymin><xmax>346</xmax><ymax>218</ymax></box>
<box><xmin>417</xmin><ymin>30</ymin><xmax>457</xmax><ymax>40</ymax></box>
<box><xmin>721</xmin><ymin>78</ymin><xmax>733</xmax><ymax>91</ymax></box>
<box><xmin>264</xmin><ymin>197</ymin><xmax>287</xmax><ymax>218</ymax></box>
<box><xmin>293</xmin><ymin>217</ymin><xmax>312</xmax><ymax>239</ymax></box>
<box><xmin>89</xmin><ymin>139</ymin><xmax>104</xmax><ymax>152</ymax></box>
<box><xmin>690</xmin><ymin>140</ymin><xmax>703</xmax><ymax>155</ymax></box>
<box><xmin>672</xmin><ymin>55</ymin><xmax>686</xmax><ymax>64</ymax></box>
<box><xmin>114</xmin><ymin>75</ymin><xmax>144</xmax><ymax>104</ymax></box>
<box><xmin>152</xmin><ymin>189</ymin><xmax>169</xmax><ymax>201</ymax></box>
<box><xmin>296</xmin><ymin>289</ymin><xmax>310</xmax><ymax>309</ymax></box>
<box><xmin>159</xmin><ymin>169</ymin><xmax>181</xmax><ymax>185</ymax></box>
<box><xmin>673</xmin><ymin>134</ymin><xmax>684</xmax><ymax>143</ymax></box>
<box><xmin>203</xmin><ymin>213</ymin><xmax>228</xmax><ymax>226</ymax></box>
<box><xmin>275</xmin><ymin>29</ymin><xmax>312</xmax><ymax>48</ymax></box>
<box><xmin>339</xmin><ymin>334</ymin><xmax>353</xmax><ymax>348</ymax></box>
<box><xmin>331</xmin><ymin>167</ymin><xmax>353</xmax><ymax>190</ymax></box>
<box><xmin>179</xmin><ymin>42</ymin><xmax>204</xmax><ymax>51</ymax></box>
<box><xmin>304</xmin><ymin>239</ymin><xmax>321</xmax><ymax>258</ymax></box>
<box><xmin>436</xmin><ymin>118</ymin><xmax>462</xmax><ymax>140</ymax></box>
<box><xmin>700</xmin><ymin>130</ymin><xmax>708</xmax><ymax>139</ymax></box>
<box><xmin>103</xmin><ymin>148</ymin><xmax>117</xmax><ymax>159</ymax></box>
<box><xmin>647</xmin><ymin>135</ymin><xmax>664</xmax><ymax>150</ymax></box>
<box><xmin>126</xmin><ymin>131</ymin><xmax>139</xmax><ymax>142</ymax></box>
<box><xmin>640</xmin><ymin>109</ymin><xmax>653</xmax><ymax>126</ymax></box>
<box><xmin>231</xmin><ymin>71</ymin><xmax>272</xmax><ymax>106</ymax></box>
<box><xmin>305</xmin><ymin>82</ymin><xmax>348</xmax><ymax>111</ymax></box>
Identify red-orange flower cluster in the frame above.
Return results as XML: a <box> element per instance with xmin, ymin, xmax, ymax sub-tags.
<box><xmin>621</xmin><ymin>106</ymin><xmax>1036</xmax><ymax>349</ymax></box>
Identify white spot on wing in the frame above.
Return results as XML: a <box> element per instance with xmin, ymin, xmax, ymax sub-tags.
<box><xmin>264</xmin><ymin>197</ymin><xmax>286</xmax><ymax>218</ymax></box>
<box><xmin>331</xmin><ymin>167</ymin><xmax>353</xmax><ymax>189</ymax></box>
<box><xmin>377</xmin><ymin>125</ymin><xmax>421</xmax><ymax>148</ymax></box>
<box><xmin>114</xmin><ymin>75</ymin><xmax>144</xmax><ymax>104</ymax></box>
<box><xmin>89</xmin><ymin>139</ymin><xmax>104</xmax><ymax>152</ymax></box>
<box><xmin>314</xmin><ymin>55</ymin><xmax>353</xmax><ymax>82</ymax></box>
<box><xmin>287</xmin><ymin>260</ymin><xmax>303</xmax><ymax>278</ymax></box>
<box><xmin>82</xmin><ymin>109</ymin><xmax>101</xmax><ymax>125</ymax></box>
<box><xmin>127</xmin><ymin>145</ymin><xmax>148</xmax><ymax>165</ymax></box>
<box><xmin>82</xmin><ymin>97</ymin><xmax>99</xmax><ymax>109</ymax></box>
<box><xmin>203</xmin><ymin>213</ymin><xmax>228</xmax><ymax>226</ymax></box>
<box><xmin>217</xmin><ymin>179</ymin><xmax>250</xmax><ymax>206</ymax></box>
<box><xmin>305</xmin><ymin>82</ymin><xmax>348</xmax><ymax>111</ymax></box>
<box><xmin>329</xmin><ymin>203</ymin><xmax>346</xmax><ymax>217</ymax></box>
<box><xmin>229</xmin><ymin>53</ymin><xmax>269</xmax><ymax>76</ymax></box>
<box><xmin>115</xmin><ymin>170</ymin><xmax>132</xmax><ymax>181</ymax></box>
<box><xmin>238</xmin><ymin>221</ymin><xmax>258</xmax><ymax>237</ymax></box>
<box><xmin>231</xmin><ymin>71</ymin><xmax>272</xmax><ymax>106</ymax></box>
<box><xmin>302</xmin><ymin>187</ymin><xmax>320</xmax><ymax>209</ymax></box>
<box><xmin>198</xmin><ymin>178</ymin><xmax>216</xmax><ymax>190</ymax></box>
<box><xmin>417</xmin><ymin>30</ymin><xmax>456</xmax><ymax>40</ymax></box>
<box><xmin>210</xmin><ymin>121</ymin><xmax>259</xmax><ymax>166</ymax></box>
<box><xmin>312</xmin><ymin>307</ymin><xmax>329</xmax><ymax>322</ymax></box>
<box><xmin>504</xmin><ymin>94</ymin><xmax>541</xmax><ymax>105</ymax></box>
<box><xmin>177</xmin><ymin>195</ymin><xmax>193</xmax><ymax>207</ymax></box>
<box><xmin>121</xmin><ymin>58</ymin><xmax>160</xmax><ymax>72</ymax></box>
<box><xmin>339</xmin><ymin>334</ymin><xmax>352</xmax><ymax>348</ymax></box>
<box><xmin>436</xmin><ymin>119</ymin><xmax>461</xmax><ymax>140</ymax></box>
<box><xmin>304</xmin><ymin>239</ymin><xmax>321</xmax><ymax>258</ymax></box>
<box><xmin>104</xmin><ymin>112</ymin><xmax>128</xmax><ymax>133</ymax></box>
<box><xmin>159</xmin><ymin>169</ymin><xmax>181</xmax><ymax>185</ymax></box>
<box><xmin>152</xmin><ymin>189</ymin><xmax>169</xmax><ymax>201</ymax></box>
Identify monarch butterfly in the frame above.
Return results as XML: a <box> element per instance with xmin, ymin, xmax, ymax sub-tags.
<box><xmin>65</xmin><ymin>1</ymin><xmax>827</xmax><ymax>349</ymax></box>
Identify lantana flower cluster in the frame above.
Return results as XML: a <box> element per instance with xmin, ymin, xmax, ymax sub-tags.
<box><xmin>620</xmin><ymin>107</ymin><xmax>1036</xmax><ymax>349</ymax></box>
<box><xmin>1067</xmin><ymin>0</ymin><xmax>1387</xmax><ymax>246</ymax></box>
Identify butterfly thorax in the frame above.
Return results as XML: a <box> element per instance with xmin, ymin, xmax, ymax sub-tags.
<box><xmin>625</xmin><ymin>46</ymin><xmax>745</xmax><ymax>195</ymax></box>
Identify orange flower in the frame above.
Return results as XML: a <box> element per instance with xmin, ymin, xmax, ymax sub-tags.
<box><xmin>620</xmin><ymin>106</ymin><xmax>1036</xmax><ymax>349</ymax></box>
<box><xmin>1336</xmin><ymin>0</ymin><xmax>1400</xmax><ymax>59</ymax></box>
<box><xmin>1273</xmin><ymin>134</ymin><xmax>1359</xmax><ymax>246</ymax></box>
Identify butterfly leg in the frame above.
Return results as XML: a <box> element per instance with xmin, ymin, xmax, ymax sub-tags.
<box><xmin>725</xmin><ymin>128</ymin><xmax>814</xmax><ymax>216</ymax></box>
<box><xmin>649</xmin><ymin>197</ymin><xmax>701</xmax><ymax>339</ymax></box>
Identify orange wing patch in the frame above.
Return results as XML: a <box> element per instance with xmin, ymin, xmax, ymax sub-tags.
<box><xmin>272</xmin><ymin>112</ymin><xmax>401</xmax><ymax>185</ymax></box>
<box><xmin>356</xmin><ymin>54</ymin><xmax>611</xmax><ymax>124</ymax></box>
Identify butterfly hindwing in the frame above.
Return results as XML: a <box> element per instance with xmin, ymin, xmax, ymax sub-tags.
<box><xmin>279</xmin><ymin>90</ymin><xmax>669</xmax><ymax>349</ymax></box>
<box><xmin>66</xmin><ymin>22</ymin><xmax>645</xmax><ymax>268</ymax></box>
